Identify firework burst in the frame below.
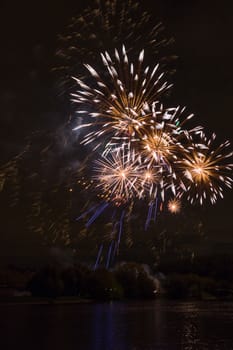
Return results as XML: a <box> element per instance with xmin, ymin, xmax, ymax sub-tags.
<box><xmin>178</xmin><ymin>133</ymin><xmax>233</xmax><ymax>204</ymax></box>
<box><xmin>72</xmin><ymin>46</ymin><xmax>172</xmax><ymax>150</ymax></box>
<box><xmin>168</xmin><ymin>198</ymin><xmax>181</xmax><ymax>213</ymax></box>
<box><xmin>72</xmin><ymin>46</ymin><xmax>232</xmax><ymax>215</ymax></box>
<box><xmin>93</xmin><ymin>148</ymin><xmax>141</xmax><ymax>204</ymax></box>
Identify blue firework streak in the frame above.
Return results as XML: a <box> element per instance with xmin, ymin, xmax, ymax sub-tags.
<box><xmin>86</xmin><ymin>202</ymin><xmax>110</xmax><ymax>227</ymax></box>
<box><xmin>94</xmin><ymin>244</ymin><xmax>104</xmax><ymax>270</ymax></box>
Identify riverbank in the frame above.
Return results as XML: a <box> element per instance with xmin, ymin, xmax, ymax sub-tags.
<box><xmin>1</xmin><ymin>293</ymin><xmax>233</xmax><ymax>305</ymax></box>
<box><xmin>0</xmin><ymin>296</ymin><xmax>94</xmax><ymax>305</ymax></box>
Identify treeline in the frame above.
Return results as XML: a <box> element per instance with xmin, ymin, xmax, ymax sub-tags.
<box><xmin>5</xmin><ymin>253</ymin><xmax>233</xmax><ymax>301</ymax></box>
<box><xmin>159</xmin><ymin>254</ymin><xmax>233</xmax><ymax>299</ymax></box>
<box><xmin>27</xmin><ymin>262</ymin><xmax>157</xmax><ymax>300</ymax></box>
<box><xmin>164</xmin><ymin>273</ymin><xmax>233</xmax><ymax>299</ymax></box>
<box><xmin>159</xmin><ymin>254</ymin><xmax>233</xmax><ymax>281</ymax></box>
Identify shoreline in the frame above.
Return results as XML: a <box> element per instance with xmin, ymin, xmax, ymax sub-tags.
<box><xmin>1</xmin><ymin>295</ymin><xmax>233</xmax><ymax>305</ymax></box>
<box><xmin>0</xmin><ymin>296</ymin><xmax>94</xmax><ymax>305</ymax></box>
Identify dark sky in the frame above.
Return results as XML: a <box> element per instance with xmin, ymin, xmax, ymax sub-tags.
<box><xmin>0</xmin><ymin>0</ymin><xmax>232</xmax><ymax>264</ymax></box>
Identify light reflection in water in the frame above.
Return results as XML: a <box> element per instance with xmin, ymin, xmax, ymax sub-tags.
<box><xmin>1</xmin><ymin>301</ymin><xmax>233</xmax><ymax>349</ymax></box>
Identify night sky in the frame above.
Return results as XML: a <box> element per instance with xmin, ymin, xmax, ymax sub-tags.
<box><xmin>0</xmin><ymin>0</ymin><xmax>232</xmax><ymax>265</ymax></box>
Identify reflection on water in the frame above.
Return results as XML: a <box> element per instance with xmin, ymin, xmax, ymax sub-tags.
<box><xmin>1</xmin><ymin>301</ymin><xmax>233</xmax><ymax>349</ymax></box>
<box><xmin>182</xmin><ymin>306</ymin><xmax>200</xmax><ymax>350</ymax></box>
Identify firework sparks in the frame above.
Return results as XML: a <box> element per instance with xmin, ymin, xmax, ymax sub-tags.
<box><xmin>72</xmin><ymin>47</ymin><xmax>232</xmax><ymax>217</ymax></box>
<box><xmin>93</xmin><ymin>147</ymin><xmax>142</xmax><ymax>204</ymax></box>
<box><xmin>53</xmin><ymin>0</ymin><xmax>176</xmax><ymax>96</ymax></box>
<box><xmin>179</xmin><ymin>133</ymin><xmax>233</xmax><ymax>204</ymax></box>
<box><xmin>168</xmin><ymin>198</ymin><xmax>181</xmax><ymax>213</ymax></box>
<box><xmin>72</xmin><ymin>46</ymin><xmax>172</xmax><ymax>149</ymax></box>
<box><xmin>140</xmin><ymin>105</ymin><xmax>190</xmax><ymax>166</ymax></box>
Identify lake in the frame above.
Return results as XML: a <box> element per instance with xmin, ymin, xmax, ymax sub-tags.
<box><xmin>1</xmin><ymin>300</ymin><xmax>233</xmax><ymax>349</ymax></box>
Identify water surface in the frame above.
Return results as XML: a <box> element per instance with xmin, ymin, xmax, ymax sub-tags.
<box><xmin>1</xmin><ymin>300</ymin><xmax>233</xmax><ymax>349</ymax></box>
